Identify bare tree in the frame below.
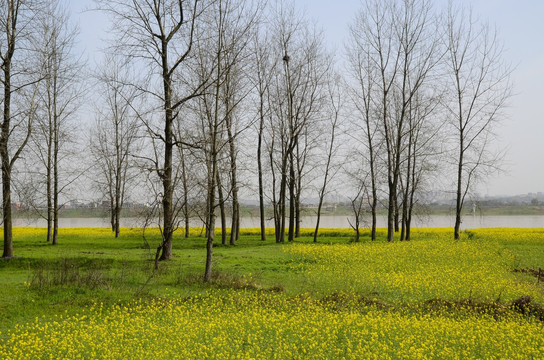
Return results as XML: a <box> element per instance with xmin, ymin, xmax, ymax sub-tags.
<box><xmin>399</xmin><ymin>90</ymin><xmax>442</xmax><ymax>240</ymax></box>
<box><xmin>90</xmin><ymin>56</ymin><xmax>142</xmax><ymax>238</ymax></box>
<box><xmin>267</xmin><ymin>3</ymin><xmax>330</xmax><ymax>243</ymax></box>
<box><xmin>313</xmin><ymin>74</ymin><xmax>342</xmax><ymax>242</ymax></box>
<box><xmin>346</xmin><ymin>16</ymin><xmax>382</xmax><ymax>241</ymax></box>
<box><xmin>347</xmin><ymin>178</ymin><xmax>369</xmax><ymax>243</ymax></box>
<box><xmin>251</xmin><ymin>28</ymin><xmax>275</xmax><ymax>241</ymax></box>
<box><xmin>350</xmin><ymin>0</ymin><xmax>441</xmax><ymax>241</ymax></box>
<box><xmin>96</xmin><ymin>0</ymin><xmax>208</xmax><ymax>261</ymax></box>
<box><xmin>189</xmin><ymin>0</ymin><xmax>262</xmax><ymax>281</ymax></box>
<box><xmin>35</xmin><ymin>2</ymin><xmax>83</xmax><ymax>245</ymax></box>
<box><xmin>445</xmin><ymin>5</ymin><xmax>511</xmax><ymax>240</ymax></box>
<box><xmin>1</xmin><ymin>0</ymin><xmax>46</xmax><ymax>257</ymax></box>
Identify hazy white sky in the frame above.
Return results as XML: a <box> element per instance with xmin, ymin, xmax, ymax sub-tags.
<box><xmin>70</xmin><ymin>0</ymin><xmax>543</xmax><ymax>196</ymax></box>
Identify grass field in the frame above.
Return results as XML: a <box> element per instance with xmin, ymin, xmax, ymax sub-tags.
<box><xmin>1</xmin><ymin>227</ymin><xmax>543</xmax><ymax>359</ymax></box>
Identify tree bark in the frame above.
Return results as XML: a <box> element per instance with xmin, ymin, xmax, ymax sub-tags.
<box><xmin>158</xmin><ymin>36</ymin><xmax>175</xmax><ymax>261</ymax></box>
<box><xmin>216</xmin><ymin>171</ymin><xmax>227</xmax><ymax>245</ymax></box>
<box><xmin>288</xmin><ymin>153</ymin><xmax>295</xmax><ymax>242</ymax></box>
<box><xmin>257</xmin><ymin>106</ymin><xmax>266</xmax><ymax>241</ymax></box>
<box><xmin>1</xmin><ymin>50</ymin><xmax>13</xmax><ymax>258</ymax></box>
<box><xmin>226</xmin><ymin>112</ymin><xmax>239</xmax><ymax>245</ymax></box>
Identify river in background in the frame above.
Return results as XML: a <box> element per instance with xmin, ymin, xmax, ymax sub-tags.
<box><xmin>11</xmin><ymin>214</ymin><xmax>544</xmax><ymax>229</ymax></box>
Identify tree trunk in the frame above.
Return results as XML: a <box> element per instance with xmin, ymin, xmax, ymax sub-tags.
<box><xmin>46</xmin><ymin>109</ymin><xmax>53</xmax><ymax>242</ymax></box>
<box><xmin>400</xmin><ymin>145</ymin><xmax>411</xmax><ymax>241</ymax></box>
<box><xmin>386</xmin><ymin>182</ymin><xmax>395</xmax><ymax>242</ymax></box>
<box><xmin>295</xmin><ymin>171</ymin><xmax>301</xmax><ymax>238</ymax></box>
<box><xmin>257</xmin><ymin>101</ymin><xmax>266</xmax><ymax>241</ymax></box>
<box><xmin>204</xmin><ymin>149</ymin><xmax>218</xmax><ymax>282</ymax></box>
<box><xmin>110</xmin><ymin>197</ymin><xmax>115</xmax><ymax>233</ymax></box>
<box><xmin>355</xmin><ymin>225</ymin><xmax>360</xmax><ymax>242</ymax></box>
<box><xmin>114</xmin><ymin>204</ymin><xmax>121</xmax><ymax>238</ymax></box>
<box><xmin>216</xmin><ymin>171</ymin><xmax>227</xmax><ymax>245</ymax></box>
<box><xmin>277</xmin><ymin>154</ymin><xmax>288</xmax><ymax>243</ymax></box>
<box><xmin>1</xmin><ymin>59</ymin><xmax>13</xmax><ymax>258</ymax></box>
<box><xmin>52</xmin><ymin>122</ymin><xmax>59</xmax><ymax>245</ymax></box>
<box><xmin>454</xmin><ymin>150</ymin><xmax>463</xmax><ymax>240</ymax></box>
<box><xmin>288</xmin><ymin>153</ymin><xmax>295</xmax><ymax>242</ymax></box>
<box><xmin>2</xmin><ymin>166</ymin><xmax>13</xmax><ymax>258</ymax></box>
<box><xmin>226</xmin><ymin>115</ymin><xmax>239</xmax><ymax>245</ymax></box>
<box><xmin>159</xmin><ymin>39</ymin><xmax>174</xmax><ymax>261</ymax></box>
<box><xmin>394</xmin><ymin>194</ymin><xmax>400</xmax><ymax>233</ymax></box>
<box><xmin>181</xmin><ymin>145</ymin><xmax>190</xmax><ymax>238</ymax></box>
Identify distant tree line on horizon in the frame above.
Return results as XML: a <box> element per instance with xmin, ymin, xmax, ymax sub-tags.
<box><xmin>0</xmin><ymin>0</ymin><xmax>511</xmax><ymax>282</ymax></box>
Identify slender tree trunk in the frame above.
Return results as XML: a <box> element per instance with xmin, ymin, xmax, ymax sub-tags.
<box><xmin>406</xmin><ymin>186</ymin><xmax>416</xmax><ymax>241</ymax></box>
<box><xmin>313</xmin><ymin>207</ymin><xmax>322</xmax><ymax>243</ymax></box>
<box><xmin>400</xmin><ymin>145</ymin><xmax>411</xmax><ymax>241</ymax></box>
<box><xmin>367</xmin><ymin>138</ymin><xmax>377</xmax><ymax>241</ymax></box>
<box><xmin>1</xmin><ymin>59</ymin><xmax>13</xmax><ymax>258</ymax></box>
<box><xmin>159</xmin><ymin>39</ymin><xmax>174</xmax><ymax>261</ymax></box>
<box><xmin>52</xmin><ymin>127</ymin><xmax>59</xmax><ymax>245</ymax></box>
<box><xmin>204</xmin><ymin>156</ymin><xmax>217</xmax><ymax>282</ymax></box>
<box><xmin>181</xmin><ymin>145</ymin><xmax>190</xmax><ymax>238</ymax></box>
<box><xmin>216</xmin><ymin>171</ymin><xmax>227</xmax><ymax>245</ymax></box>
<box><xmin>394</xmin><ymin>194</ymin><xmax>400</xmax><ymax>233</ymax></box>
<box><xmin>386</xmin><ymin>183</ymin><xmax>395</xmax><ymax>242</ymax></box>
<box><xmin>367</xmin><ymin>144</ymin><xmax>377</xmax><ymax>241</ymax></box>
<box><xmin>288</xmin><ymin>153</ymin><xmax>295</xmax><ymax>242</ymax></box>
<box><xmin>370</xmin><ymin>193</ymin><xmax>377</xmax><ymax>241</ymax></box>
<box><xmin>110</xmin><ymin>197</ymin><xmax>115</xmax><ymax>232</ymax></box>
<box><xmin>114</xmin><ymin>107</ymin><xmax>122</xmax><ymax>238</ymax></box>
<box><xmin>46</xmin><ymin>101</ymin><xmax>53</xmax><ymax>242</ymax></box>
<box><xmin>230</xmin><ymin>199</ymin><xmax>239</xmax><ymax>245</ymax></box>
<box><xmin>257</xmin><ymin>101</ymin><xmax>266</xmax><ymax>241</ymax></box>
<box><xmin>2</xmin><ymin>166</ymin><xmax>13</xmax><ymax>258</ymax></box>
<box><xmin>295</xmin><ymin>169</ymin><xmax>301</xmax><ymax>238</ymax></box>
<box><xmin>226</xmin><ymin>115</ymin><xmax>239</xmax><ymax>245</ymax></box>
<box><xmin>277</xmin><ymin>153</ymin><xmax>288</xmax><ymax>243</ymax></box>
<box><xmin>314</xmin><ymin>113</ymin><xmax>337</xmax><ymax>243</ymax></box>
<box><xmin>355</xmin><ymin>226</ymin><xmax>360</xmax><ymax>242</ymax></box>
<box><xmin>46</xmin><ymin>156</ymin><xmax>52</xmax><ymax>242</ymax></box>
<box><xmin>114</xmin><ymin>203</ymin><xmax>121</xmax><ymax>238</ymax></box>
<box><xmin>454</xmin><ymin>147</ymin><xmax>464</xmax><ymax>240</ymax></box>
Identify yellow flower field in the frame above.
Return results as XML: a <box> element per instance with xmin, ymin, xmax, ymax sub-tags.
<box><xmin>285</xmin><ymin>230</ymin><xmax>544</xmax><ymax>303</ymax></box>
<box><xmin>2</xmin><ymin>227</ymin><xmax>543</xmax><ymax>359</ymax></box>
<box><xmin>1</xmin><ymin>291</ymin><xmax>543</xmax><ymax>360</ymax></box>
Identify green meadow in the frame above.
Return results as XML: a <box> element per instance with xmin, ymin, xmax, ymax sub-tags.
<box><xmin>1</xmin><ymin>227</ymin><xmax>543</xmax><ymax>359</ymax></box>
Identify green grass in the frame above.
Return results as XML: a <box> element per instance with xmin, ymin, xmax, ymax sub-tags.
<box><xmin>1</xmin><ymin>227</ymin><xmax>543</xmax><ymax>358</ymax></box>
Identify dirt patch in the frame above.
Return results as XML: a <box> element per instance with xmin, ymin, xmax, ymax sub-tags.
<box><xmin>510</xmin><ymin>295</ymin><xmax>544</xmax><ymax>321</ymax></box>
<box><xmin>424</xmin><ymin>296</ymin><xmax>544</xmax><ymax>322</ymax></box>
<box><xmin>319</xmin><ymin>291</ymin><xmax>391</xmax><ymax>311</ymax></box>
<box><xmin>513</xmin><ymin>267</ymin><xmax>543</xmax><ymax>282</ymax></box>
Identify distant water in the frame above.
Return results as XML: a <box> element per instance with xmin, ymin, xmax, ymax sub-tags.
<box><xmin>11</xmin><ymin>214</ymin><xmax>544</xmax><ymax>229</ymax></box>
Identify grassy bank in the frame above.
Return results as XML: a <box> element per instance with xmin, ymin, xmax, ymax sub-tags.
<box><xmin>1</xmin><ymin>227</ymin><xmax>543</xmax><ymax>359</ymax></box>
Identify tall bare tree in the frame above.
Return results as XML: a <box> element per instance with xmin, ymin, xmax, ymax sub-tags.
<box><xmin>445</xmin><ymin>5</ymin><xmax>511</xmax><ymax>240</ymax></box>
<box><xmin>251</xmin><ymin>28</ymin><xmax>275</xmax><ymax>241</ymax></box>
<box><xmin>1</xmin><ymin>0</ymin><xmax>46</xmax><ymax>257</ymax></box>
<box><xmin>91</xmin><ymin>56</ymin><xmax>141</xmax><ymax>238</ymax></box>
<box><xmin>346</xmin><ymin>17</ymin><xmax>381</xmax><ymax>241</ymax></box>
<box><xmin>33</xmin><ymin>1</ymin><xmax>83</xmax><ymax>245</ymax></box>
<box><xmin>313</xmin><ymin>74</ymin><xmax>342</xmax><ymax>242</ymax></box>
<box><xmin>190</xmin><ymin>0</ymin><xmax>262</xmax><ymax>281</ymax></box>
<box><xmin>399</xmin><ymin>91</ymin><xmax>442</xmax><ymax>241</ymax></box>
<box><xmin>350</xmin><ymin>0</ymin><xmax>441</xmax><ymax>241</ymax></box>
<box><xmin>96</xmin><ymin>0</ymin><xmax>208</xmax><ymax>261</ymax></box>
<box><xmin>267</xmin><ymin>2</ymin><xmax>330</xmax><ymax>243</ymax></box>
